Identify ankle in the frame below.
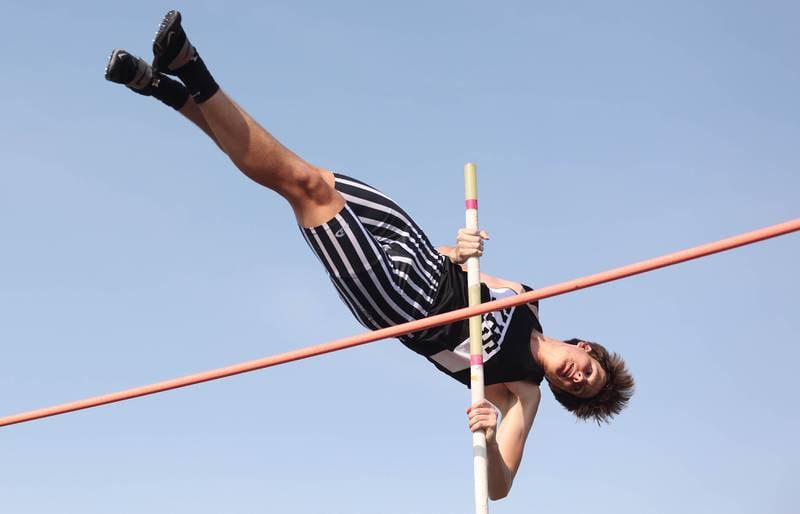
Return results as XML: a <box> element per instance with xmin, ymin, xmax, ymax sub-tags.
<box><xmin>151</xmin><ymin>75</ymin><xmax>189</xmax><ymax>110</ymax></box>
<box><xmin>174</xmin><ymin>53</ymin><xmax>219</xmax><ymax>104</ymax></box>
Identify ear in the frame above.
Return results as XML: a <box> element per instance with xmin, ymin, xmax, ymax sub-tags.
<box><xmin>577</xmin><ymin>341</ymin><xmax>592</xmax><ymax>353</ymax></box>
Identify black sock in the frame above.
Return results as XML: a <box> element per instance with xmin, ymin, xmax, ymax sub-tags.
<box><xmin>174</xmin><ymin>53</ymin><xmax>219</xmax><ymax>104</ymax></box>
<box><xmin>131</xmin><ymin>74</ymin><xmax>189</xmax><ymax>111</ymax></box>
<box><xmin>151</xmin><ymin>74</ymin><xmax>190</xmax><ymax>110</ymax></box>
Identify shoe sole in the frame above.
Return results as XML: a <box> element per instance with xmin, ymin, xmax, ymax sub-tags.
<box><xmin>104</xmin><ymin>48</ymin><xmax>126</xmax><ymax>82</ymax></box>
<box><xmin>105</xmin><ymin>48</ymin><xmax>154</xmax><ymax>89</ymax></box>
<box><xmin>152</xmin><ymin>10</ymin><xmax>182</xmax><ymax>61</ymax></box>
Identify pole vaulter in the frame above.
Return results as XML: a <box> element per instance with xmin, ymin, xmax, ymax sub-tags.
<box><xmin>6</xmin><ymin>8</ymin><xmax>800</xmax><ymax>508</ymax></box>
<box><xmin>2</xmin><ymin>217</ymin><xmax>797</xmax><ymax>429</ymax></box>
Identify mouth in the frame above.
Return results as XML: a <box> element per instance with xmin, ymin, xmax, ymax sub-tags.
<box><xmin>560</xmin><ymin>361</ymin><xmax>575</xmax><ymax>379</ymax></box>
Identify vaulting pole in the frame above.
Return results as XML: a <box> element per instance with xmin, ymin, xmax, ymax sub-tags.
<box><xmin>1</xmin><ymin>218</ymin><xmax>798</xmax><ymax>428</ymax></box>
<box><xmin>464</xmin><ymin>163</ymin><xmax>489</xmax><ymax>514</ymax></box>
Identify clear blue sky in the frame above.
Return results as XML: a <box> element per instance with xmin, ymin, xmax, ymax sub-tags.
<box><xmin>1</xmin><ymin>1</ymin><xmax>798</xmax><ymax>513</ymax></box>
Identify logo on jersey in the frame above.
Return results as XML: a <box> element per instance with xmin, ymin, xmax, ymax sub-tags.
<box><xmin>428</xmin><ymin>287</ymin><xmax>517</xmax><ymax>374</ymax></box>
<box><xmin>464</xmin><ymin>297</ymin><xmax>514</xmax><ymax>361</ymax></box>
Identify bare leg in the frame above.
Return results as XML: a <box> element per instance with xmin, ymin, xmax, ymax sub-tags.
<box><xmin>104</xmin><ymin>43</ymin><xmax>340</xmax><ymax>226</ymax></box>
<box><xmin>150</xmin><ymin>10</ymin><xmax>344</xmax><ymax>227</ymax></box>
<box><xmin>178</xmin><ymin>91</ymin><xmax>344</xmax><ymax>228</ymax></box>
<box><xmin>177</xmin><ymin>99</ymin><xmax>221</xmax><ymax>149</ymax></box>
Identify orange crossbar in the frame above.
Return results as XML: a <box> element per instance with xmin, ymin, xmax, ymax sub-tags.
<box><xmin>2</xmin><ymin>218</ymin><xmax>798</xmax><ymax>428</ymax></box>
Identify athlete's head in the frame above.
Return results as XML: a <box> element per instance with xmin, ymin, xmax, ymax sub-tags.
<box><xmin>545</xmin><ymin>338</ymin><xmax>634</xmax><ymax>424</ymax></box>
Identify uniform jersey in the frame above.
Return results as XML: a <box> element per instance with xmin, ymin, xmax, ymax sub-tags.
<box><xmin>301</xmin><ymin>174</ymin><xmax>545</xmax><ymax>387</ymax></box>
<box><xmin>402</xmin><ymin>260</ymin><xmax>545</xmax><ymax>387</ymax></box>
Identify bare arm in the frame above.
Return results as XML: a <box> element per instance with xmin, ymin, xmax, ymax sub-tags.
<box><xmin>451</xmin><ymin>227</ymin><xmax>539</xmax><ymax>499</ymax></box>
<box><xmin>471</xmin><ymin>382</ymin><xmax>541</xmax><ymax>500</ymax></box>
<box><xmin>438</xmin><ymin>229</ymin><xmax>523</xmax><ymax>293</ymax></box>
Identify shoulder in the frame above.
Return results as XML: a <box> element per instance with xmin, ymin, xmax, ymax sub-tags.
<box><xmin>479</xmin><ymin>273</ymin><xmax>523</xmax><ymax>293</ymax></box>
<box><xmin>504</xmin><ymin>380</ymin><xmax>542</xmax><ymax>405</ymax></box>
<box><xmin>485</xmin><ymin>381</ymin><xmax>541</xmax><ymax>415</ymax></box>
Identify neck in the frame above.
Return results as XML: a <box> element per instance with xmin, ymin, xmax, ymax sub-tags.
<box><xmin>530</xmin><ymin>331</ymin><xmax>560</xmax><ymax>367</ymax></box>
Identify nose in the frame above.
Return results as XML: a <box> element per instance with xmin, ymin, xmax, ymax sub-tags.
<box><xmin>572</xmin><ymin>371</ymin><xmax>583</xmax><ymax>382</ymax></box>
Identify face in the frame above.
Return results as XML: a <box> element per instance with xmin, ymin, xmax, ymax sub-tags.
<box><xmin>546</xmin><ymin>341</ymin><xmax>607</xmax><ymax>398</ymax></box>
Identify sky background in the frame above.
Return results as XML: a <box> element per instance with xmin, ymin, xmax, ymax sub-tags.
<box><xmin>1</xmin><ymin>1</ymin><xmax>798</xmax><ymax>513</ymax></box>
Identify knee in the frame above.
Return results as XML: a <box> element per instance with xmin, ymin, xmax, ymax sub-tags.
<box><xmin>232</xmin><ymin>152</ymin><xmax>326</xmax><ymax>201</ymax></box>
<box><xmin>287</xmin><ymin>166</ymin><xmax>345</xmax><ymax>227</ymax></box>
<box><xmin>287</xmin><ymin>165</ymin><xmax>337</xmax><ymax>205</ymax></box>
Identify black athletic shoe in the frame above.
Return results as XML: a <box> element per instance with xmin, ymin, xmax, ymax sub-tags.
<box><xmin>104</xmin><ymin>49</ymin><xmax>155</xmax><ymax>92</ymax></box>
<box><xmin>152</xmin><ymin>10</ymin><xmax>196</xmax><ymax>74</ymax></box>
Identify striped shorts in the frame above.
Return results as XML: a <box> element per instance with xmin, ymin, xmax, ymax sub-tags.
<box><xmin>300</xmin><ymin>174</ymin><xmax>446</xmax><ymax>337</ymax></box>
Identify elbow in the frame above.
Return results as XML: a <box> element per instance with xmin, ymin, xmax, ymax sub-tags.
<box><xmin>489</xmin><ymin>490</ymin><xmax>509</xmax><ymax>501</ymax></box>
<box><xmin>489</xmin><ymin>483</ymin><xmax>511</xmax><ymax>501</ymax></box>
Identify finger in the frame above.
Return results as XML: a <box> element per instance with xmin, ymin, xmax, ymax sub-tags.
<box><xmin>458</xmin><ymin>249</ymin><xmax>482</xmax><ymax>260</ymax></box>
<box><xmin>470</xmin><ymin>412</ymin><xmax>488</xmax><ymax>422</ymax></box>
<box><xmin>471</xmin><ymin>408</ymin><xmax>496</xmax><ymax>419</ymax></box>
<box><xmin>469</xmin><ymin>420</ymin><xmax>488</xmax><ymax>432</ymax></box>
<box><xmin>457</xmin><ymin>229</ymin><xmax>490</xmax><ymax>244</ymax></box>
<box><xmin>458</xmin><ymin>235</ymin><xmax>483</xmax><ymax>246</ymax></box>
<box><xmin>458</xmin><ymin>232</ymin><xmax>484</xmax><ymax>243</ymax></box>
<box><xmin>470</xmin><ymin>400</ymin><xmax>489</xmax><ymax>410</ymax></box>
<box><xmin>470</xmin><ymin>420</ymin><xmax>494</xmax><ymax>432</ymax></box>
<box><xmin>459</xmin><ymin>248</ymin><xmax>482</xmax><ymax>258</ymax></box>
<box><xmin>459</xmin><ymin>241</ymin><xmax>481</xmax><ymax>250</ymax></box>
<box><xmin>458</xmin><ymin>240</ymin><xmax>481</xmax><ymax>249</ymax></box>
<box><xmin>471</xmin><ymin>411</ymin><xmax>495</xmax><ymax>422</ymax></box>
<box><xmin>469</xmin><ymin>411</ymin><xmax>496</xmax><ymax>424</ymax></box>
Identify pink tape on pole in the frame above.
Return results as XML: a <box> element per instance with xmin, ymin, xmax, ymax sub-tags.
<box><xmin>470</xmin><ymin>355</ymin><xmax>484</xmax><ymax>366</ymax></box>
<box><xmin>465</xmin><ymin>199</ymin><xmax>478</xmax><ymax>210</ymax></box>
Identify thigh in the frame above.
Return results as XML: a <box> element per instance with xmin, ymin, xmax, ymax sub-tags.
<box><xmin>300</xmin><ymin>174</ymin><xmax>446</xmax><ymax>331</ymax></box>
<box><xmin>334</xmin><ymin>174</ymin><xmax>445</xmax><ymax>294</ymax></box>
<box><xmin>333</xmin><ymin>174</ymin><xmax>442</xmax><ymax>276</ymax></box>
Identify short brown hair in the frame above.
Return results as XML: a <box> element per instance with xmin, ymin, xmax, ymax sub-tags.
<box><xmin>548</xmin><ymin>339</ymin><xmax>634</xmax><ymax>424</ymax></box>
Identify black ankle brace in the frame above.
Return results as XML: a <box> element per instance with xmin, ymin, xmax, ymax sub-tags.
<box><xmin>150</xmin><ymin>74</ymin><xmax>190</xmax><ymax>110</ymax></box>
<box><xmin>174</xmin><ymin>53</ymin><xmax>219</xmax><ymax>104</ymax></box>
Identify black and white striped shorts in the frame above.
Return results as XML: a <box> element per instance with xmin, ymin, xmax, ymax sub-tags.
<box><xmin>300</xmin><ymin>174</ymin><xmax>446</xmax><ymax>336</ymax></box>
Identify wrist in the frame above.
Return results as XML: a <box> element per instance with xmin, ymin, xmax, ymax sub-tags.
<box><xmin>437</xmin><ymin>245</ymin><xmax>458</xmax><ymax>264</ymax></box>
<box><xmin>450</xmin><ymin>248</ymin><xmax>460</xmax><ymax>264</ymax></box>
